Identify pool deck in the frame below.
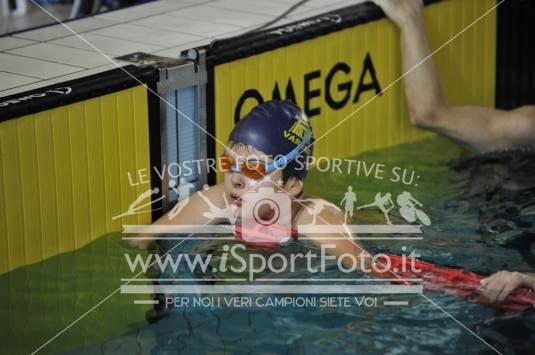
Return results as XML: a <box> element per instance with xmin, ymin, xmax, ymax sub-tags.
<box><xmin>0</xmin><ymin>0</ymin><xmax>363</xmax><ymax>97</ymax></box>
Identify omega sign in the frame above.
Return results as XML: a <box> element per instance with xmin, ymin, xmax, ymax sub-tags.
<box><xmin>233</xmin><ymin>53</ymin><xmax>382</xmax><ymax>123</ymax></box>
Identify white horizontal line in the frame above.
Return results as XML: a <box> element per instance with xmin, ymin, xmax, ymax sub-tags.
<box><xmin>122</xmin><ymin>236</ymin><xmax>422</xmax><ymax>240</ymax></box>
<box><xmin>122</xmin><ymin>237</ymin><xmax>237</xmax><ymax>240</ymax></box>
<box><xmin>302</xmin><ymin>237</ymin><xmax>423</xmax><ymax>240</ymax></box>
<box><xmin>383</xmin><ymin>301</ymin><xmax>409</xmax><ymax>306</ymax></box>
<box><xmin>121</xmin><ymin>224</ymin><xmax>423</xmax><ymax>235</ymax></box>
<box><xmin>123</xmin><ymin>225</ymin><xmax>234</xmax><ymax>234</ymax></box>
<box><xmin>298</xmin><ymin>225</ymin><xmax>423</xmax><ymax>234</ymax></box>
<box><xmin>134</xmin><ymin>300</ymin><xmax>159</xmax><ymax>305</ymax></box>
<box><xmin>121</xmin><ymin>285</ymin><xmax>423</xmax><ymax>294</ymax></box>
<box><xmin>253</xmin><ymin>279</ymin><xmax>422</xmax><ymax>282</ymax></box>
<box><xmin>121</xmin><ymin>278</ymin><xmax>248</xmax><ymax>282</ymax></box>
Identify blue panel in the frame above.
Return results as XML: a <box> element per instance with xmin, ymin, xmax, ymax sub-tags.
<box><xmin>177</xmin><ymin>86</ymin><xmax>199</xmax><ymax>185</ymax></box>
<box><xmin>166</xmin><ymin>91</ymin><xmax>179</xmax><ymax>202</ymax></box>
<box><xmin>162</xmin><ymin>86</ymin><xmax>199</xmax><ymax>204</ymax></box>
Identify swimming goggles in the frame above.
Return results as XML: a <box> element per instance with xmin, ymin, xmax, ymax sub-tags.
<box><xmin>221</xmin><ymin>129</ymin><xmax>312</xmax><ymax>179</ymax></box>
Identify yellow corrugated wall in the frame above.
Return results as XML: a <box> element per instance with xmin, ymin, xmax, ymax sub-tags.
<box><xmin>0</xmin><ymin>85</ymin><xmax>152</xmax><ymax>274</ymax></box>
<box><xmin>214</xmin><ymin>0</ymin><xmax>497</xmax><ymax>181</ymax></box>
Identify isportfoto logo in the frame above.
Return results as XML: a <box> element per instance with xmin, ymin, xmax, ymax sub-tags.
<box><xmin>120</xmin><ymin>184</ymin><xmax>428</xmax><ymax>306</ymax></box>
<box><xmin>124</xmin><ymin>243</ymin><xmax>423</xmax><ymax>281</ymax></box>
<box><xmin>118</xmin><ymin>155</ymin><xmax>429</xmax><ymax>307</ymax></box>
<box><xmin>120</xmin><ymin>242</ymin><xmax>424</xmax><ymax>309</ymax></box>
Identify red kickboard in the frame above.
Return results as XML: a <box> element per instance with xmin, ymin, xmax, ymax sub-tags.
<box><xmin>233</xmin><ymin>224</ymin><xmax>534</xmax><ymax>311</ymax></box>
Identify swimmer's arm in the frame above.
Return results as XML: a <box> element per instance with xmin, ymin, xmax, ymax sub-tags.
<box><xmin>426</xmin><ymin>105</ymin><xmax>535</xmax><ymax>152</ymax></box>
<box><xmin>372</xmin><ymin>0</ymin><xmax>535</xmax><ymax>152</ymax></box>
<box><xmin>371</xmin><ymin>0</ymin><xmax>444</xmax><ymax>132</ymax></box>
<box><xmin>128</xmin><ymin>184</ymin><xmax>226</xmax><ymax>249</ymax></box>
<box><xmin>480</xmin><ymin>271</ymin><xmax>535</xmax><ymax>303</ymax></box>
<box><xmin>296</xmin><ymin>205</ymin><xmax>371</xmax><ymax>270</ymax></box>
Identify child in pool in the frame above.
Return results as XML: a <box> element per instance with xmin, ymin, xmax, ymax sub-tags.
<box><xmin>129</xmin><ymin>100</ymin><xmax>371</xmax><ymax>270</ymax></box>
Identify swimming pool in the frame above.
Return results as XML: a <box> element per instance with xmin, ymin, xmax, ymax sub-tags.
<box><xmin>4</xmin><ymin>136</ymin><xmax>534</xmax><ymax>354</ymax></box>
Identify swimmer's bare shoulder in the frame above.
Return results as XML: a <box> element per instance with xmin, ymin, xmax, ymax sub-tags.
<box><xmin>128</xmin><ymin>184</ymin><xmax>227</xmax><ymax>249</ymax></box>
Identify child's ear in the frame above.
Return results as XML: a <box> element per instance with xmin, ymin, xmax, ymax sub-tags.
<box><xmin>283</xmin><ymin>177</ymin><xmax>304</xmax><ymax>198</ymax></box>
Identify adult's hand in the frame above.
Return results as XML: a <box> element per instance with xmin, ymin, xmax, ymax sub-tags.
<box><xmin>480</xmin><ymin>271</ymin><xmax>531</xmax><ymax>303</ymax></box>
<box><xmin>370</xmin><ymin>0</ymin><xmax>423</xmax><ymax>28</ymax></box>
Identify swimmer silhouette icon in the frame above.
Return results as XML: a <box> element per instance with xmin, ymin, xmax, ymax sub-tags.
<box><xmin>397</xmin><ymin>191</ymin><xmax>431</xmax><ymax>226</ymax></box>
<box><xmin>357</xmin><ymin>191</ymin><xmax>431</xmax><ymax>226</ymax></box>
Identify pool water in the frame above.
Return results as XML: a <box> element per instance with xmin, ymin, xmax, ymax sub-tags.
<box><xmin>4</xmin><ymin>136</ymin><xmax>535</xmax><ymax>354</ymax></box>
<box><xmin>0</xmin><ymin>234</ymin><xmax>153</xmax><ymax>354</ymax></box>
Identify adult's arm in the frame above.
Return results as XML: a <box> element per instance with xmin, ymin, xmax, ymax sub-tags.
<box><xmin>371</xmin><ymin>0</ymin><xmax>535</xmax><ymax>152</ymax></box>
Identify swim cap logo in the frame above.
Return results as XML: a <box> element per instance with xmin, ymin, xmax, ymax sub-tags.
<box><xmin>283</xmin><ymin>119</ymin><xmax>309</xmax><ymax>145</ymax></box>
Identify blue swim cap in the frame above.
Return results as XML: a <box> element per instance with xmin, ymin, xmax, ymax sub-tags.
<box><xmin>228</xmin><ymin>100</ymin><xmax>314</xmax><ymax>180</ymax></box>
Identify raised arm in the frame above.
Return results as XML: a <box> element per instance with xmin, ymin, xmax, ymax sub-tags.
<box><xmin>372</xmin><ymin>0</ymin><xmax>535</xmax><ymax>152</ymax></box>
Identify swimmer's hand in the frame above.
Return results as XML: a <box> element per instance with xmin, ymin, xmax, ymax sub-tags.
<box><xmin>370</xmin><ymin>0</ymin><xmax>423</xmax><ymax>28</ymax></box>
<box><xmin>480</xmin><ymin>271</ymin><xmax>534</xmax><ymax>303</ymax></box>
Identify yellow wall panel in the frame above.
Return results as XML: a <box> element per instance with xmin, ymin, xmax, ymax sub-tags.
<box><xmin>1</xmin><ymin>119</ymin><xmax>26</xmax><ymax>269</ymax></box>
<box><xmin>85</xmin><ymin>99</ymin><xmax>107</xmax><ymax>240</ymax></box>
<box><xmin>117</xmin><ymin>90</ymin><xmax>139</xmax><ymax>227</ymax></box>
<box><xmin>132</xmin><ymin>86</ymin><xmax>152</xmax><ymax>225</ymax></box>
<box><xmin>0</xmin><ymin>85</ymin><xmax>152</xmax><ymax>273</ymax></box>
<box><xmin>52</xmin><ymin>106</ymin><xmax>76</xmax><ymax>254</ymax></box>
<box><xmin>17</xmin><ymin>116</ymin><xmax>43</xmax><ymax>265</ymax></box>
<box><xmin>100</xmin><ymin>94</ymin><xmax>122</xmax><ymax>233</ymax></box>
<box><xmin>0</xmin><ymin>135</ymin><xmax>7</xmax><ymax>272</ymax></box>
<box><xmin>35</xmin><ymin>110</ymin><xmax>61</xmax><ymax>260</ymax></box>
<box><xmin>213</xmin><ymin>0</ymin><xmax>496</xmax><ymax>181</ymax></box>
<box><xmin>69</xmin><ymin>102</ymin><xmax>92</xmax><ymax>249</ymax></box>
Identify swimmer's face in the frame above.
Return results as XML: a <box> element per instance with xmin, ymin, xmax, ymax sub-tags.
<box><xmin>223</xmin><ymin>144</ymin><xmax>283</xmax><ymax>205</ymax></box>
<box><xmin>223</xmin><ymin>143</ymin><xmax>303</xmax><ymax>219</ymax></box>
